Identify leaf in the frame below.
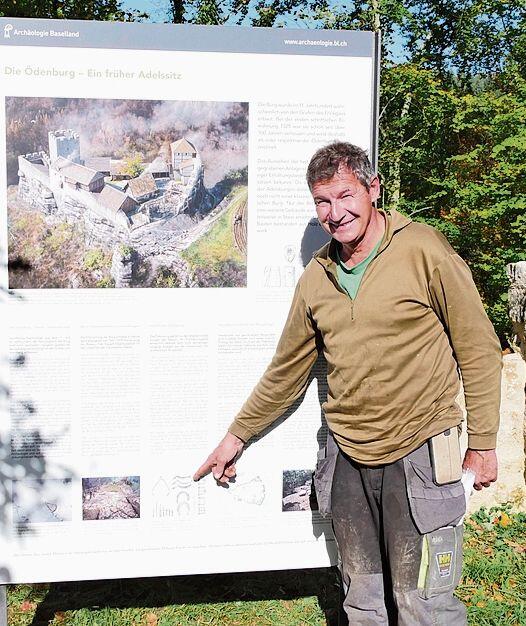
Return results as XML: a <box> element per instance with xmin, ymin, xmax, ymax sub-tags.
<box><xmin>20</xmin><ymin>600</ymin><xmax>36</xmax><ymax>613</ymax></box>
<box><xmin>146</xmin><ymin>612</ymin><xmax>158</xmax><ymax>626</ymax></box>
<box><xmin>494</xmin><ymin>512</ymin><xmax>513</xmax><ymax>527</ymax></box>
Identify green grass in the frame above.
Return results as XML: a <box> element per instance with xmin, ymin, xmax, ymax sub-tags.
<box><xmin>181</xmin><ymin>186</ymin><xmax>247</xmax><ymax>272</ymax></box>
<box><xmin>7</xmin><ymin>506</ymin><xmax>526</xmax><ymax>625</ymax></box>
<box><xmin>456</xmin><ymin>505</ymin><xmax>526</xmax><ymax>625</ymax></box>
<box><xmin>8</xmin><ymin>569</ymin><xmax>338</xmax><ymax>626</ymax></box>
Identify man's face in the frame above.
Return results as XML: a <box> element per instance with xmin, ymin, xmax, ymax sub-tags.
<box><xmin>312</xmin><ymin>166</ymin><xmax>380</xmax><ymax>247</ymax></box>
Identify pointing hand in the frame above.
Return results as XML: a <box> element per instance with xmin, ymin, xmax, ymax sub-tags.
<box><xmin>193</xmin><ymin>432</ymin><xmax>245</xmax><ymax>484</ymax></box>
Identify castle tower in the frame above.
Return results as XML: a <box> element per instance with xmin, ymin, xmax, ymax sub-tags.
<box><xmin>48</xmin><ymin>129</ymin><xmax>81</xmax><ymax>164</ymax></box>
<box><xmin>170</xmin><ymin>137</ymin><xmax>197</xmax><ymax>171</ymax></box>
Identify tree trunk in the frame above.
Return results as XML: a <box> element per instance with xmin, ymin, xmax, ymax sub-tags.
<box><xmin>169</xmin><ymin>0</ymin><xmax>185</xmax><ymax>23</ymax></box>
<box><xmin>389</xmin><ymin>92</ymin><xmax>412</xmax><ymax>210</ymax></box>
<box><xmin>371</xmin><ymin>0</ymin><xmax>381</xmax><ymax>32</ymax></box>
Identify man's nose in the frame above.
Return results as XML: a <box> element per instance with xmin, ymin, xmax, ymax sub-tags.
<box><xmin>328</xmin><ymin>200</ymin><xmax>346</xmax><ymax>222</ymax></box>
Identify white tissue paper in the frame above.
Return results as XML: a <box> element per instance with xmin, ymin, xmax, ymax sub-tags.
<box><xmin>458</xmin><ymin>468</ymin><xmax>476</xmax><ymax>525</ymax></box>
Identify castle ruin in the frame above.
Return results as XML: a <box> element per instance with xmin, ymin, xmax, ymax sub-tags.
<box><xmin>17</xmin><ymin>129</ymin><xmax>214</xmax><ymax>262</ymax></box>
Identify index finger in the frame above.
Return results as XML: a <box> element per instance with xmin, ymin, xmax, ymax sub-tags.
<box><xmin>193</xmin><ymin>458</ymin><xmax>214</xmax><ymax>482</ymax></box>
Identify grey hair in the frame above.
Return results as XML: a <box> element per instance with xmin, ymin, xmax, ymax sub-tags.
<box><xmin>306</xmin><ymin>142</ymin><xmax>375</xmax><ymax>191</ymax></box>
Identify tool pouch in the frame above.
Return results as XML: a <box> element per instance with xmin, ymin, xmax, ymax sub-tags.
<box><xmin>417</xmin><ymin>524</ymin><xmax>464</xmax><ymax>599</ymax></box>
<box><xmin>403</xmin><ymin>442</ymin><xmax>466</xmax><ymax>534</ymax></box>
<box><xmin>313</xmin><ymin>430</ymin><xmax>338</xmax><ymax>517</ymax></box>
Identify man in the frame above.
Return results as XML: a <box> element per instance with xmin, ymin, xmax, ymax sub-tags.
<box><xmin>194</xmin><ymin>142</ymin><xmax>502</xmax><ymax>625</ymax></box>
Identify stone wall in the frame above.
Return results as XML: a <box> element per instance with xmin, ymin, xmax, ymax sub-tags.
<box><xmin>18</xmin><ymin>174</ymin><xmax>57</xmax><ymax>215</ymax></box>
<box><xmin>508</xmin><ymin>261</ymin><xmax>526</xmax><ymax>360</ymax></box>
<box><xmin>460</xmin><ymin>353</ymin><xmax>526</xmax><ymax>513</ymax></box>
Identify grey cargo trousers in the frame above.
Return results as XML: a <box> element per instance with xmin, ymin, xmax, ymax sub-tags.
<box><xmin>327</xmin><ymin>441</ymin><xmax>467</xmax><ymax>625</ymax></box>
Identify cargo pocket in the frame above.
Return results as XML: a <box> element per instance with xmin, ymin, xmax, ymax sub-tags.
<box><xmin>313</xmin><ymin>432</ymin><xmax>338</xmax><ymax>517</ymax></box>
<box><xmin>417</xmin><ymin>525</ymin><xmax>463</xmax><ymax>599</ymax></box>
<box><xmin>403</xmin><ymin>443</ymin><xmax>466</xmax><ymax>534</ymax></box>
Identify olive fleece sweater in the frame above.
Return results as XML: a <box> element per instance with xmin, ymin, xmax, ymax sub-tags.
<box><xmin>229</xmin><ymin>209</ymin><xmax>502</xmax><ymax>465</ymax></box>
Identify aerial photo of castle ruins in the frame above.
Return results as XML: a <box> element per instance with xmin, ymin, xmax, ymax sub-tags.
<box><xmin>6</xmin><ymin>97</ymin><xmax>248</xmax><ymax>288</ymax></box>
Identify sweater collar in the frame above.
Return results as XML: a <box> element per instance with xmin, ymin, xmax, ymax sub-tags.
<box><xmin>313</xmin><ymin>208</ymin><xmax>412</xmax><ymax>268</ymax></box>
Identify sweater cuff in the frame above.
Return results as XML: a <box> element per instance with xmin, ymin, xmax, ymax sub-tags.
<box><xmin>467</xmin><ymin>433</ymin><xmax>497</xmax><ymax>450</ymax></box>
<box><xmin>228</xmin><ymin>420</ymin><xmax>256</xmax><ymax>444</ymax></box>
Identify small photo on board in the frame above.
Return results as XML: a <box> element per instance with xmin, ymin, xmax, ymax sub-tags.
<box><xmin>82</xmin><ymin>476</ymin><xmax>140</xmax><ymax>521</ymax></box>
<box><xmin>282</xmin><ymin>470</ymin><xmax>318</xmax><ymax>512</ymax></box>
<box><xmin>12</xmin><ymin>478</ymin><xmax>73</xmax><ymax>524</ymax></box>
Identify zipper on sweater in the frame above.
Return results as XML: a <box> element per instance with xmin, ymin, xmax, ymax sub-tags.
<box><xmin>316</xmin><ymin>212</ymin><xmax>402</xmax><ymax>321</ymax></box>
<box><xmin>324</xmin><ymin>268</ymin><xmax>356</xmax><ymax>320</ymax></box>
<box><xmin>320</xmin><ymin>234</ymin><xmax>390</xmax><ymax>321</ymax></box>
<box><xmin>348</xmin><ymin>211</ymin><xmax>397</xmax><ymax>307</ymax></box>
<box><xmin>339</xmin><ymin>247</ymin><xmax>387</xmax><ymax>321</ymax></box>
<box><xmin>350</xmin><ymin>246</ymin><xmax>388</xmax><ymax>313</ymax></box>
<box><xmin>354</xmin><ymin>259</ymin><xmax>375</xmax><ymax>302</ymax></box>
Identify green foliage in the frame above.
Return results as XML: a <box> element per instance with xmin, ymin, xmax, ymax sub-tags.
<box><xmin>83</xmin><ymin>248</ymin><xmax>109</xmax><ymax>271</ymax></box>
<box><xmin>313</xmin><ymin>0</ymin><xmax>410</xmax><ymax>55</ymax></box>
<box><xmin>153</xmin><ymin>267</ymin><xmax>182</xmax><ymax>288</ymax></box>
<box><xmin>7</xmin><ymin>191</ymin><xmax>113</xmax><ymax>289</ymax></box>
<box><xmin>44</xmin><ymin>223</ymin><xmax>74</xmax><ymax>252</ymax></box>
<box><xmin>182</xmin><ymin>186</ymin><xmax>247</xmax><ymax>274</ymax></box>
<box><xmin>119</xmin><ymin>244</ymin><xmax>134</xmax><ymax>260</ymax></box>
<box><xmin>0</xmin><ymin>0</ymin><xmax>148</xmax><ymax>20</ymax></box>
<box><xmin>122</xmin><ymin>153</ymin><xmax>144</xmax><ymax>178</ymax></box>
<box><xmin>96</xmin><ymin>276</ymin><xmax>115</xmax><ymax>288</ymax></box>
<box><xmin>404</xmin><ymin>0</ymin><xmax>526</xmax><ymax>81</ymax></box>
<box><xmin>382</xmin><ymin>69</ymin><xmax>526</xmax><ymax>340</ymax></box>
<box><xmin>375</xmin><ymin>2</ymin><xmax>526</xmax><ymax>343</ymax></box>
<box><xmin>379</xmin><ymin>63</ymin><xmax>458</xmax><ymax>213</ymax></box>
<box><xmin>193</xmin><ymin>259</ymin><xmax>246</xmax><ymax>287</ymax></box>
<box><xmin>181</xmin><ymin>186</ymin><xmax>247</xmax><ymax>287</ymax></box>
<box><xmin>195</xmin><ymin>0</ymin><xmax>223</xmax><ymax>23</ymax></box>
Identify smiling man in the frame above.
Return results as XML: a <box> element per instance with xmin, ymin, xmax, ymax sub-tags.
<box><xmin>194</xmin><ymin>142</ymin><xmax>502</xmax><ymax>625</ymax></box>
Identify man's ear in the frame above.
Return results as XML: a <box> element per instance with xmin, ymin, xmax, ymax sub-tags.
<box><xmin>369</xmin><ymin>176</ymin><xmax>380</xmax><ymax>203</ymax></box>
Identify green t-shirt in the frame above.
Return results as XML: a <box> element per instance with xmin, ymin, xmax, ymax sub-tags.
<box><xmin>336</xmin><ymin>238</ymin><xmax>382</xmax><ymax>300</ymax></box>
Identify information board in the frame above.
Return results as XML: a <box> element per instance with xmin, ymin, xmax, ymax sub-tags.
<box><xmin>0</xmin><ymin>17</ymin><xmax>379</xmax><ymax>583</ymax></box>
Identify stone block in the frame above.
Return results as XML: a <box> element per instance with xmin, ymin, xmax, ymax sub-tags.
<box><xmin>460</xmin><ymin>353</ymin><xmax>526</xmax><ymax>512</ymax></box>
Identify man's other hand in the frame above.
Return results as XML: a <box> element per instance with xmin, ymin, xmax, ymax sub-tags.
<box><xmin>193</xmin><ymin>432</ymin><xmax>245</xmax><ymax>484</ymax></box>
<box><xmin>462</xmin><ymin>448</ymin><xmax>498</xmax><ymax>490</ymax></box>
